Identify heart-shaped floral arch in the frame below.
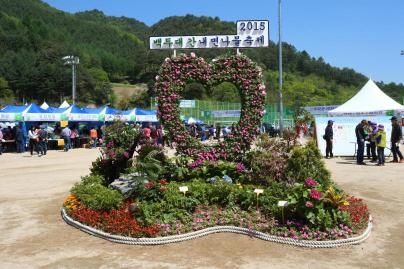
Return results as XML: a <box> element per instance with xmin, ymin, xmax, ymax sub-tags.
<box><xmin>155</xmin><ymin>53</ymin><xmax>266</xmax><ymax>161</ymax></box>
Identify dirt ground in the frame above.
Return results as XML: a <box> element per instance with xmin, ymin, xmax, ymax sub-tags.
<box><xmin>1</xmin><ymin>148</ymin><xmax>404</xmax><ymax>269</ymax></box>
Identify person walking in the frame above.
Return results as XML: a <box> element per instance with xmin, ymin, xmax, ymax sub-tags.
<box><xmin>38</xmin><ymin>126</ymin><xmax>48</xmax><ymax>156</ymax></box>
<box><xmin>90</xmin><ymin>127</ymin><xmax>98</xmax><ymax>148</ymax></box>
<box><xmin>61</xmin><ymin>125</ymin><xmax>72</xmax><ymax>152</ymax></box>
<box><xmin>374</xmin><ymin>124</ymin><xmax>386</xmax><ymax>166</ymax></box>
<box><xmin>390</xmin><ymin>116</ymin><xmax>403</xmax><ymax>163</ymax></box>
<box><xmin>324</xmin><ymin>120</ymin><xmax>334</xmax><ymax>158</ymax></box>
<box><xmin>28</xmin><ymin>126</ymin><xmax>39</xmax><ymax>156</ymax></box>
<box><xmin>355</xmin><ymin>120</ymin><xmax>367</xmax><ymax>165</ymax></box>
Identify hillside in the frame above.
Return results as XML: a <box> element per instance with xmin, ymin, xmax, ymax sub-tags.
<box><xmin>0</xmin><ymin>0</ymin><xmax>403</xmax><ymax>108</ymax></box>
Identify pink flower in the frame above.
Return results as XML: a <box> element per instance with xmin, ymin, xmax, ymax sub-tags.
<box><xmin>190</xmin><ymin>52</ymin><xmax>196</xmax><ymax>58</ymax></box>
<box><xmin>123</xmin><ymin>151</ymin><xmax>130</xmax><ymax>158</ymax></box>
<box><xmin>305</xmin><ymin>178</ymin><xmax>318</xmax><ymax>187</ymax></box>
<box><xmin>305</xmin><ymin>201</ymin><xmax>314</xmax><ymax>208</ymax></box>
<box><xmin>236</xmin><ymin>163</ymin><xmax>245</xmax><ymax>173</ymax></box>
<box><xmin>310</xmin><ymin>189</ymin><xmax>321</xmax><ymax>200</ymax></box>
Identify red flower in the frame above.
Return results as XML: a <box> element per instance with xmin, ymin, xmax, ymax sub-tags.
<box><xmin>144</xmin><ymin>182</ymin><xmax>155</xmax><ymax>190</ymax></box>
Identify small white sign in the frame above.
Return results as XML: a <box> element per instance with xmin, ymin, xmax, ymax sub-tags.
<box><xmin>254</xmin><ymin>189</ymin><xmax>264</xmax><ymax>195</ymax></box>
<box><xmin>278</xmin><ymin>201</ymin><xmax>289</xmax><ymax>207</ymax></box>
<box><xmin>179</xmin><ymin>186</ymin><xmax>189</xmax><ymax>193</ymax></box>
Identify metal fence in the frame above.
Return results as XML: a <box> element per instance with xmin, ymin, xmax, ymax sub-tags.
<box><xmin>151</xmin><ymin>99</ymin><xmax>294</xmax><ymax>127</ymax></box>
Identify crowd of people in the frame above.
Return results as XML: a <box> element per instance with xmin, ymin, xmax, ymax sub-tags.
<box><xmin>323</xmin><ymin>116</ymin><xmax>403</xmax><ymax>166</ymax></box>
<box><xmin>0</xmin><ymin>123</ymin><xmax>103</xmax><ymax>156</ymax></box>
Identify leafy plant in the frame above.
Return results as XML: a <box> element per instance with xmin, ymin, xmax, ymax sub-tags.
<box><xmin>90</xmin><ymin>122</ymin><xmax>141</xmax><ymax>184</ymax></box>
<box><xmin>71</xmin><ymin>176</ymin><xmax>123</xmax><ymax>211</ymax></box>
<box><xmin>284</xmin><ymin>140</ymin><xmax>331</xmax><ymax>186</ymax></box>
<box><xmin>287</xmin><ymin>178</ymin><xmax>349</xmax><ymax>229</ymax></box>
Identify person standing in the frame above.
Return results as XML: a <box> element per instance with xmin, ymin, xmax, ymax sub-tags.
<box><xmin>0</xmin><ymin>128</ymin><xmax>3</xmax><ymax>155</ymax></box>
<box><xmin>355</xmin><ymin>120</ymin><xmax>367</xmax><ymax>165</ymax></box>
<box><xmin>143</xmin><ymin>124</ymin><xmax>151</xmax><ymax>140</ymax></box>
<box><xmin>90</xmin><ymin>127</ymin><xmax>98</xmax><ymax>148</ymax></box>
<box><xmin>368</xmin><ymin>121</ymin><xmax>378</xmax><ymax>162</ymax></box>
<box><xmin>324</xmin><ymin>120</ymin><xmax>334</xmax><ymax>158</ymax></box>
<box><xmin>28</xmin><ymin>126</ymin><xmax>39</xmax><ymax>156</ymax></box>
<box><xmin>61</xmin><ymin>125</ymin><xmax>72</xmax><ymax>152</ymax></box>
<box><xmin>374</xmin><ymin>124</ymin><xmax>386</xmax><ymax>166</ymax></box>
<box><xmin>70</xmin><ymin>128</ymin><xmax>79</xmax><ymax>149</ymax></box>
<box><xmin>15</xmin><ymin>126</ymin><xmax>24</xmax><ymax>153</ymax></box>
<box><xmin>390</xmin><ymin>116</ymin><xmax>403</xmax><ymax>163</ymax></box>
<box><xmin>38</xmin><ymin>126</ymin><xmax>48</xmax><ymax>156</ymax></box>
<box><xmin>215</xmin><ymin>124</ymin><xmax>221</xmax><ymax>141</ymax></box>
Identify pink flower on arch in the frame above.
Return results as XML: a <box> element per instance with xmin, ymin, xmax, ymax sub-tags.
<box><xmin>305</xmin><ymin>178</ymin><xmax>318</xmax><ymax>187</ymax></box>
<box><xmin>310</xmin><ymin>189</ymin><xmax>321</xmax><ymax>201</ymax></box>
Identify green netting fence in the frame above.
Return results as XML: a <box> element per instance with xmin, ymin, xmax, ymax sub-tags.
<box><xmin>151</xmin><ymin>99</ymin><xmax>294</xmax><ymax>127</ymax></box>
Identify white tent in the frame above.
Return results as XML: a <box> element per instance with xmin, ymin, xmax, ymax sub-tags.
<box><xmin>59</xmin><ymin>100</ymin><xmax>70</xmax><ymax>109</ymax></box>
<box><xmin>329</xmin><ymin>79</ymin><xmax>404</xmax><ymax>116</ymax></box>
<box><xmin>40</xmin><ymin>101</ymin><xmax>49</xmax><ymax>110</ymax></box>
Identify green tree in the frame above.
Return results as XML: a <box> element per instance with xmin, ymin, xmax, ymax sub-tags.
<box><xmin>211</xmin><ymin>82</ymin><xmax>240</xmax><ymax>102</ymax></box>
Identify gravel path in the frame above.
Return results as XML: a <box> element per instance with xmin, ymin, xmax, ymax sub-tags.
<box><xmin>1</xmin><ymin>148</ymin><xmax>404</xmax><ymax>269</ymax></box>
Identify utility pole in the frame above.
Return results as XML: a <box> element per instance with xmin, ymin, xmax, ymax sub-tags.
<box><xmin>278</xmin><ymin>0</ymin><xmax>284</xmax><ymax>134</ymax></box>
<box><xmin>62</xmin><ymin>55</ymin><xmax>80</xmax><ymax>104</ymax></box>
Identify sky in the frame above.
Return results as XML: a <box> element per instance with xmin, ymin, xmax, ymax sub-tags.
<box><xmin>43</xmin><ymin>0</ymin><xmax>404</xmax><ymax>84</ymax></box>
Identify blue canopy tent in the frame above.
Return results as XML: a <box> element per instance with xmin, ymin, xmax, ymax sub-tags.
<box><xmin>23</xmin><ymin>103</ymin><xmax>57</xmax><ymax>122</ymax></box>
<box><xmin>104</xmin><ymin>107</ymin><xmax>124</xmax><ymax>122</ymax></box>
<box><xmin>0</xmin><ymin>105</ymin><xmax>27</xmax><ymax>121</ymax></box>
<box><xmin>135</xmin><ymin>109</ymin><xmax>158</xmax><ymax>122</ymax></box>
<box><xmin>62</xmin><ymin>105</ymin><xmax>97</xmax><ymax>122</ymax></box>
<box><xmin>122</xmin><ymin>108</ymin><xmax>136</xmax><ymax>122</ymax></box>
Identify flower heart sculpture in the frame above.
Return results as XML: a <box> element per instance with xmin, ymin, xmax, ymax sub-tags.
<box><xmin>155</xmin><ymin>53</ymin><xmax>266</xmax><ymax>161</ymax></box>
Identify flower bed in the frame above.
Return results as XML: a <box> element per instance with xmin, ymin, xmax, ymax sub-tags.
<box><xmin>61</xmin><ymin>54</ymin><xmax>371</xmax><ymax>247</ymax></box>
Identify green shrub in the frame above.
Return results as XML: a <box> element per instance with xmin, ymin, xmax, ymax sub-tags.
<box><xmin>246</xmin><ymin>150</ymin><xmax>287</xmax><ymax>185</ymax></box>
<box><xmin>71</xmin><ymin>178</ymin><xmax>123</xmax><ymax>211</ymax></box>
<box><xmin>284</xmin><ymin>140</ymin><xmax>331</xmax><ymax>186</ymax></box>
<box><xmin>137</xmin><ymin>144</ymin><xmax>166</xmax><ymax>163</ymax></box>
<box><xmin>79</xmin><ymin>174</ymin><xmax>104</xmax><ymax>185</ymax></box>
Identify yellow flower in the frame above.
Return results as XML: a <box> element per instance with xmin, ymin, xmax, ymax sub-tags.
<box><xmin>343</xmin><ymin>201</ymin><xmax>350</xmax><ymax>206</ymax></box>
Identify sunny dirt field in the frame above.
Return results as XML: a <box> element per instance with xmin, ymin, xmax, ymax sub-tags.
<box><xmin>1</xmin><ymin>148</ymin><xmax>404</xmax><ymax>269</ymax></box>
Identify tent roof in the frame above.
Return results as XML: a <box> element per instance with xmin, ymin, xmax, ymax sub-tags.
<box><xmin>136</xmin><ymin>109</ymin><xmax>156</xmax><ymax>115</ymax></box>
<box><xmin>24</xmin><ymin>103</ymin><xmax>49</xmax><ymax>114</ymax></box>
<box><xmin>0</xmin><ymin>105</ymin><xmax>28</xmax><ymax>113</ymax></box>
<box><xmin>329</xmin><ymin>79</ymin><xmax>404</xmax><ymax>116</ymax></box>
<box><xmin>47</xmin><ymin>106</ymin><xmax>68</xmax><ymax>113</ymax></box>
<box><xmin>40</xmin><ymin>102</ymin><xmax>49</xmax><ymax>110</ymax></box>
<box><xmin>64</xmin><ymin>104</ymin><xmax>88</xmax><ymax>114</ymax></box>
<box><xmin>59</xmin><ymin>100</ymin><xmax>70</xmax><ymax>108</ymax></box>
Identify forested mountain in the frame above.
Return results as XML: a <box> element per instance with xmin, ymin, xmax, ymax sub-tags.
<box><xmin>0</xmin><ymin>0</ymin><xmax>403</xmax><ymax>108</ymax></box>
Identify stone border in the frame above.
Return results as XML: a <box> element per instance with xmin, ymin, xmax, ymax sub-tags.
<box><xmin>61</xmin><ymin>208</ymin><xmax>372</xmax><ymax>248</ymax></box>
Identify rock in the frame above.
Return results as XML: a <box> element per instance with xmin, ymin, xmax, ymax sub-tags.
<box><xmin>109</xmin><ymin>173</ymin><xmax>145</xmax><ymax>198</ymax></box>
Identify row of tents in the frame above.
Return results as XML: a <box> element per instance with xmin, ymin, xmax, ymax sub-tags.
<box><xmin>0</xmin><ymin>102</ymin><xmax>158</xmax><ymax>123</ymax></box>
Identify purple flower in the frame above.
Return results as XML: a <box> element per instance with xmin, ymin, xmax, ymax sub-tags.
<box><xmin>236</xmin><ymin>163</ymin><xmax>245</xmax><ymax>173</ymax></box>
